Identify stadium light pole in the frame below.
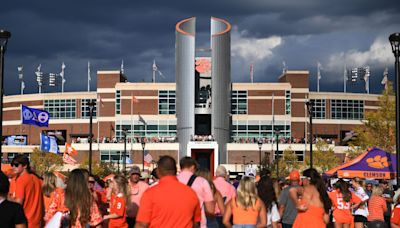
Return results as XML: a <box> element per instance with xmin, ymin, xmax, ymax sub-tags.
<box><xmin>141</xmin><ymin>139</ymin><xmax>146</xmax><ymax>171</ymax></box>
<box><xmin>0</xmin><ymin>30</ymin><xmax>11</xmax><ymax>168</ymax></box>
<box><xmin>275</xmin><ymin>129</ymin><xmax>280</xmax><ymax>178</ymax></box>
<box><xmin>258</xmin><ymin>139</ymin><xmax>263</xmax><ymax>169</ymax></box>
<box><xmin>306</xmin><ymin>100</ymin><xmax>314</xmax><ymax>168</ymax></box>
<box><xmin>88</xmin><ymin>100</ymin><xmax>96</xmax><ymax>175</ymax></box>
<box><xmin>389</xmin><ymin>33</ymin><xmax>400</xmax><ymax>185</ymax></box>
<box><xmin>122</xmin><ymin>128</ymin><xmax>127</xmax><ymax>174</ymax></box>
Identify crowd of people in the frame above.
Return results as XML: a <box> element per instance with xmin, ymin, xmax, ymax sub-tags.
<box><xmin>2</xmin><ymin>154</ymin><xmax>400</xmax><ymax>228</ymax></box>
<box><xmin>231</xmin><ymin>137</ymin><xmax>335</xmax><ymax>145</ymax></box>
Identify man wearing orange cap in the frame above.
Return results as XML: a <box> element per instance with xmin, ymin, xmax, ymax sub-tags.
<box><xmin>279</xmin><ymin>170</ymin><xmax>300</xmax><ymax>228</ymax></box>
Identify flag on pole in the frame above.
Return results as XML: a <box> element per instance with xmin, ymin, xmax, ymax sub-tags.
<box><xmin>382</xmin><ymin>67</ymin><xmax>388</xmax><ymax>89</ymax></box>
<box><xmin>121</xmin><ymin>60</ymin><xmax>124</xmax><ymax>74</ymax></box>
<box><xmin>144</xmin><ymin>150</ymin><xmax>153</xmax><ymax>166</ymax></box>
<box><xmin>40</xmin><ymin>133</ymin><xmax>59</xmax><ymax>154</ymax></box>
<box><xmin>126</xmin><ymin>156</ymin><xmax>133</xmax><ymax>165</ymax></box>
<box><xmin>132</xmin><ymin>96</ymin><xmax>139</xmax><ymax>104</ymax></box>
<box><xmin>63</xmin><ymin>152</ymin><xmax>77</xmax><ymax>165</ymax></box>
<box><xmin>250</xmin><ymin>64</ymin><xmax>254</xmax><ymax>83</ymax></box>
<box><xmin>21</xmin><ymin>105</ymin><xmax>50</xmax><ymax>127</ymax></box>
<box><xmin>99</xmin><ymin>98</ymin><xmax>105</xmax><ymax>107</ymax></box>
<box><xmin>317</xmin><ymin>62</ymin><xmax>322</xmax><ymax>80</ymax></box>
<box><xmin>138</xmin><ymin>114</ymin><xmax>147</xmax><ymax>126</ymax></box>
<box><xmin>65</xmin><ymin>143</ymin><xmax>77</xmax><ymax>156</ymax></box>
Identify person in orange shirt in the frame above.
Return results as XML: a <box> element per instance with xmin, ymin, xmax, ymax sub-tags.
<box><xmin>328</xmin><ymin>179</ymin><xmax>362</xmax><ymax>228</ymax></box>
<box><xmin>42</xmin><ymin>172</ymin><xmax>64</xmax><ymax>214</ymax></box>
<box><xmin>391</xmin><ymin>196</ymin><xmax>400</xmax><ymax>228</ymax></box>
<box><xmin>368</xmin><ymin>186</ymin><xmax>387</xmax><ymax>227</ymax></box>
<box><xmin>223</xmin><ymin>176</ymin><xmax>267</xmax><ymax>227</ymax></box>
<box><xmin>9</xmin><ymin>154</ymin><xmax>44</xmax><ymax>228</ymax></box>
<box><xmin>291</xmin><ymin>168</ymin><xmax>332</xmax><ymax>228</ymax></box>
<box><xmin>44</xmin><ymin>169</ymin><xmax>103</xmax><ymax>228</ymax></box>
<box><xmin>135</xmin><ymin>155</ymin><xmax>201</xmax><ymax>228</ymax></box>
<box><xmin>104</xmin><ymin>174</ymin><xmax>129</xmax><ymax>228</ymax></box>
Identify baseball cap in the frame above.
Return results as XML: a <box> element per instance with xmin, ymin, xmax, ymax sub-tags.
<box><xmin>245</xmin><ymin>167</ymin><xmax>257</xmax><ymax>178</ymax></box>
<box><xmin>130</xmin><ymin>166</ymin><xmax>141</xmax><ymax>175</ymax></box>
<box><xmin>289</xmin><ymin>170</ymin><xmax>300</xmax><ymax>181</ymax></box>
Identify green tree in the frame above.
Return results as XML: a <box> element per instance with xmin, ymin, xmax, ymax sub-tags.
<box><xmin>353</xmin><ymin>82</ymin><xmax>395</xmax><ymax>152</ymax></box>
<box><xmin>79</xmin><ymin>155</ymin><xmax>117</xmax><ymax>178</ymax></box>
<box><xmin>270</xmin><ymin>147</ymin><xmax>300</xmax><ymax>178</ymax></box>
<box><xmin>312</xmin><ymin>140</ymin><xmax>341</xmax><ymax>172</ymax></box>
<box><xmin>30</xmin><ymin>147</ymin><xmax>64</xmax><ymax>177</ymax></box>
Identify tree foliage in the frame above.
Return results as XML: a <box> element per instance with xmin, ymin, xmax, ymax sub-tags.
<box><xmin>353</xmin><ymin>83</ymin><xmax>395</xmax><ymax>152</ymax></box>
<box><xmin>79</xmin><ymin>155</ymin><xmax>117</xmax><ymax>178</ymax></box>
<box><xmin>311</xmin><ymin>140</ymin><xmax>341</xmax><ymax>172</ymax></box>
<box><xmin>30</xmin><ymin>147</ymin><xmax>64</xmax><ymax>177</ymax></box>
<box><xmin>269</xmin><ymin>147</ymin><xmax>300</xmax><ymax>178</ymax></box>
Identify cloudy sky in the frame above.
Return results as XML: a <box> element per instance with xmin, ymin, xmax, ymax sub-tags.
<box><xmin>1</xmin><ymin>0</ymin><xmax>399</xmax><ymax>95</ymax></box>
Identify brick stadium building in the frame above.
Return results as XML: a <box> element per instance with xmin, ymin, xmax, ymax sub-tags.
<box><xmin>1</xmin><ymin>17</ymin><xmax>381</xmax><ymax>171</ymax></box>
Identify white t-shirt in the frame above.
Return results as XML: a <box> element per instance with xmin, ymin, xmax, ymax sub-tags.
<box><xmin>353</xmin><ymin>186</ymin><xmax>369</xmax><ymax>217</ymax></box>
<box><xmin>267</xmin><ymin>202</ymin><xmax>281</xmax><ymax>226</ymax></box>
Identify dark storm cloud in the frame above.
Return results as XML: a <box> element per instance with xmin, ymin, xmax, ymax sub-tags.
<box><xmin>1</xmin><ymin>0</ymin><xmax>399</xmax><ymax>95</ymax></box>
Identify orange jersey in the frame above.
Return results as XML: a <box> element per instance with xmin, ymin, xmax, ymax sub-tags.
<box><xmin>391</xmin><ymin>205</ymin><xmax>400</xmax><ymax>225</ymax></box>
<box><xmin>329</xmin><ymin>190</ymin><xmax>361</xmax><ymax>224</ymax></box>
<box><xmin>109</xmin><ymin>193</ymin><xmax>128</xmax><ymax>228</ymax></box>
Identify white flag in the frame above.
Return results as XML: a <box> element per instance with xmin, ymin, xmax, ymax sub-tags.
<box><xmin>88</xmin><ymin>62</ymin><xmax>91</xmax><ymax>81</ymax></box>
<box><xmin>152</xmin><ymin>60</ymin><xmax>158</xmax><ymax>71</ymax></box>
<box><xmin>121</xmin><ymin>60</ymin><xmax>124</xmax><ymax>74</ymax></box>
<box><xmin>61</xmin><ymin>62</ymin><xmax>66</xmax><ymax>70</ymax></box>
<box><xmin>382</xmin><ymin>67</ymin><xmax>388</xmax><ymax>85</ymax></box>
<box><xmin>317</xmin><ymin>62</ymin><xmax>322</xmax><ymax>80</ymax></box>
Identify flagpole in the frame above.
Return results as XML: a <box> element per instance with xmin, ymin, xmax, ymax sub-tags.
<box><xmin>344</xmin><ymin>64</ymin><xmax>347</xmax><ymax>93</ymax></box>
<box><xmin>271</xmin><ymin>93</ymin><xmax>274</xmax><ymax>158</ymax></box>
<box><xmin>97</xmin><ymin>96</ymin><xmax>100</xmax><ymax>148</ymax></box>
<box><xmin>88</xmin><ymin>62</ymin><xmax>91</xmax><ymax>92</ymax></box>
<box><xmin>131</xmin><ymin>93</ymin><xmax>133</xmax><ymax>158</ymax></box>
<box><xmin>153</xmin><ymin>60</ymin><xmax>156</xmax><ymax>83</ymax></box>
<box><xmin>317</xmin><ymin>62</ymin><xmax>320</xmax><ymax>92</ymax></box>
<box><xmin>250</xmin><ymin>64</ymin><xmax>253</xmax><ymax>83</ymax></box>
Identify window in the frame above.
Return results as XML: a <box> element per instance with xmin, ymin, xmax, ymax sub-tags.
<box><xmin>231</xmin><ymin>90</ymin><xmax>247</xmax><ymax>114</ymax></box>
<box><xmin>116</xmin><ymin>120</ymin><xmax>177</xmax><ymax>140</ymax></box>
<box><xmin>158</xmin><ymin>90</ymin><xmax>176</xmax><ymax>114</ymax></box>
<box><xmin>311</xmin><ymin>99</ymin><xmax>325</xmax><ymax>119</ymax></box>
<box><xmin>331</xmin><ymin>99</ymin><xmax>364</xmax><ymax>120</ymax></box>
<box><xmin>100</xmin><ymin>150</ymin><xmax>130</xmax><ymax>162</ymax></box>
<box><xmin>116</xmin><ymin>90</ymin><xmax>121</xmax><ymax>115</ymax></box>
<box><xmin>285</xmin><ymin>90</ymin><xmax>291</xmax><ymax>115</ymax></box>
<box><xmin>81</xmin><ymin>99</ymin><xmax>96</xmax><ymax>119</ymax></box>
<box><xmin>44</xmin><ymin>99</ymin><xmax>76</xmax><ymax>119</ymax></box>
<box><xmin>231</xmin><ymin>120</ymin><xmax>291</xmax><ymax>141</ymax></box>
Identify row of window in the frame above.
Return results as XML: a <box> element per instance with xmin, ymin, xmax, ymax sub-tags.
<box><xmin>311</xmin><ymin>99</ymin><xmax>364</xmax><ymax>120</ymax></box>
<box><xmin>232</xmin><ymin>120</ymin><xmax>291</xmax><ymax>139</ymax></box>
<box><xmin>42</xmin><ymin>97</ymin><xmax>364</xmax><ymax>121</ymax></box>
<box><xmin>44</xmin><ymin>99</ymin><xmax>96</xmax><ymax>119</ymax></box>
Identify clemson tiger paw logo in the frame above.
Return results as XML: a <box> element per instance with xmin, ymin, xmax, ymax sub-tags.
<box><xmin>366</xmin><ymin>155</ymin><xmax>390</xmax><ymax>169</ymax></box>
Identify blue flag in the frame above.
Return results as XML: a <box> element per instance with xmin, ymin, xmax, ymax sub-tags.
<box><xmin>21</xmin><ymin>105</ymin><xmax>50</xmax><ymax>127</ymax></box>
<box><xmin>40</xmin><ymin>133</ymin><xmax>59</xmax><ymax>154</ymax></box>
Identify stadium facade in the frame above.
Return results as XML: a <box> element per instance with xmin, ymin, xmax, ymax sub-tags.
<box><xmin>1</xmin><ymin>17</ymin><xmax>381</xmax><ymax>171</ymax></box>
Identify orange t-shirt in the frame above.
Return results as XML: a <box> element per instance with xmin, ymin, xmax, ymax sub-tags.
<box><xmin>231</xmin><ymin>197</ymin><xmax>262</xmax><ymax>225</ymax></box>
<box><xmin>44</xmin><ymin>188</ymin><xmax>64</xmax><ymax>213</ymax></box>
<box><xmin>368</xmin><ymin>195</ymin><xmax>387</xmax><ymax>221</ymax></box>
<box><xmin>15</xmin><ymin>173</ymin><xmax>44</xmax><ymax>228</ymax></box>
<box><xmin>136</xmin><ymin>176</ymin><xmax>201</xmax><ymax>228</ymax></box>
<box><xmin>329</xmin><ymin>190</ymin><xmax>361</xmax><ymax>224</ymax></box>
<box><xmin>391</xmin><ymin>205</ymin><xmax>400</xmax><ymax>225</ymax></box>
<box><xmin>109</xmin><ymin>193</ymin><xmax>128</xmax><ymax>228</ymax></box>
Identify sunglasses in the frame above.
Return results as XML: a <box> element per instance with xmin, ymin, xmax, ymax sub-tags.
<box><xmin>11</xmin><ymin>163</ymin><xmax>21</xmax><ymax>167</ymax></box>
<box><xmin>88</xmin><ymin>180</ymin><xmax>95</xmax><ymax>184</ymax></box>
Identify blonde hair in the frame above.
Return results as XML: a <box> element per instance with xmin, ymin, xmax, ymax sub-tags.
<box><xmin>236</xmin><ymin>176</ymin><xmax>258</xmax><ymax>209</ymax></box>
<box><xmin>372</xmin><ymin>186</ymin><xmax>384</xmax><ymax>196</ymax></box>
<box><xmin>42</xmin><ymin>172</ymin><xmax>57</xmax><ymax>197</ymax></box>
